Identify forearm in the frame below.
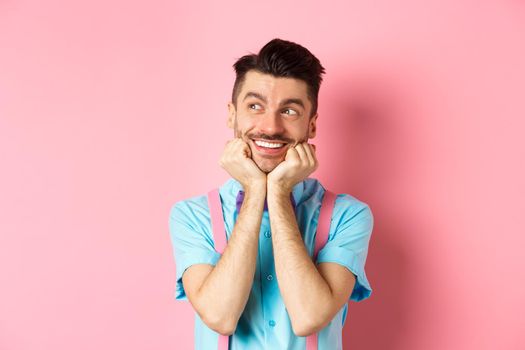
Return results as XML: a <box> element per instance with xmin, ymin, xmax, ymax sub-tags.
<box><xmin>196</xmin><ymin>185</ymin><xmax>265</xmax><ymax>332</ymax></box>
<box><xmin>267</xmin><ymin>186</ymin><xmax>333</xmax><ymax>336</ymax></box>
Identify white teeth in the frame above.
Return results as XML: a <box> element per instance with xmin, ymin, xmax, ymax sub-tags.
<box><xmin>254</xmin><ymin>140</ymin><xmax>285</xmax><ymax>149</ymax></box>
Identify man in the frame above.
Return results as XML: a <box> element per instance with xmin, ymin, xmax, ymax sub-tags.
<box><xmin>169</xmin><ymin>38</ymin><xmax>374</xmax><ymax>349</ymax></box>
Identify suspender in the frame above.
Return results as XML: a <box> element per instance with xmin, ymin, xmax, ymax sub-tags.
<box><xmin>206</xmin><ymin>188</ymin><xmax>337</xmax><ymax>350</ymax></box>
<box><xmin>207</xmin><ymin>188</ymin><xmax>228</xmax><ymax>254</ymax></box>
<box><xmin>207</xmin><ymin>189</ymin><xmax>231</xmax><ymax>350</ymax></box>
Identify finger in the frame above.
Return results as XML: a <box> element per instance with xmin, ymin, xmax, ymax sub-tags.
<box><xmin>231</xmin><ymin>138</ymin><xmax>245</xmax><ymax>151</ymax></box>
<box><xmin>241</xmin><ymin>141</ymin><xmax>252</xmax><ymax>158</ymax></box>
<box><xmin>236</xmin><ymin>138</ymin><xmax>251</xmax><ymax>152</ymax></box>
<box><xmin>304</xmin><ymin>143</ymin><xmax>316</xmax><ymax>167</ymax></box>
<box><xmin>229</xmin><ymin>138</ymin><xmax>250</xmax><ymax>160</ymax></box>
<box><xmin>285</xmin><ymin>145</ymin><xmax>300</xmax><ymax>162</ymax></box>
<box><xmin>294</xmin><ymin>143</ymin><xmax>309</xmax><ymax>164</ymax></box>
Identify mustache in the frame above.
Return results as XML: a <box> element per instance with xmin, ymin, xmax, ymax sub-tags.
<box><xmin>247</xmin><ymin>133</ymin><xmax>295</xmax><ymax>144</ymax></box>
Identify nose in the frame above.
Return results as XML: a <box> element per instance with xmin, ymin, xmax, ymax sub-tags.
<box><xmin>257</xmin><ymin>111</ymin><xmax>285</xmax><ymax>136</ymax></box>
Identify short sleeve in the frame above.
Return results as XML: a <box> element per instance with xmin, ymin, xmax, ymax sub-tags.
<box><xmin>316</xmin><ymin>196</ymin><xmax>374</xmax><ymax>302</ymax></box>
<box><xmin>168</xmin><ymin>199</ymin><xmax>221</xmax><ymax>301</ymax></box>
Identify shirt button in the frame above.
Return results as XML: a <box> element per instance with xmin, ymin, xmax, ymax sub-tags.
<box><xmin>267</xmin><ymin>274</ymin><xmax>273</xmax><ymax>281</ymax></box>
<box><xmin>264</xmin><ymin>231</ymin><xmax>271</xmax><ymax>238</ymax></box>
<box><xmin>269</xmin><ymin>320</ymin><xmax>276</xmax><ymax>327</ymax></box>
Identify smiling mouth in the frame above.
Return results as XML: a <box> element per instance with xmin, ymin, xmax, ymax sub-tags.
<box><xmin>253</xmin><ymin>140</ymin><xmax>286</xmax><ymax>149</ymax></box>
<box><xmin>251</xmin><ymin>139</ymin><xmax>288</xmax><ymax>156</ymax></box>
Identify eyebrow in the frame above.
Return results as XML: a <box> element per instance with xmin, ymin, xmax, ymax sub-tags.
<box><xmin>242</xmin><ymin>91</ymin><xmax>306</xmax><ymax>110</ymax></box>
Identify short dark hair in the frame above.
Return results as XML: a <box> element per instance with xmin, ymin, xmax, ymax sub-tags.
<box><xmin>231</xmin><ymin>38</ymin><xmax>326</xmax><ymax>118</ymax></box>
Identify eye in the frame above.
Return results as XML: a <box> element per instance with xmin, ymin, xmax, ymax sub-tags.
<box><xmin>249</xmin><ymin>103</ymin><xmax>262</xmax><ymax>110</ymax></box>
<box><xmin>283</xmin><ymin>108</ymin><xmax>298</xmax><ymax>116</ymax></box>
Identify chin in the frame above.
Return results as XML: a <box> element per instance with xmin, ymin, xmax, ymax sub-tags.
<box><xmin>255</xmin><ymin>159</ymin><xmax>281</xmax><ymax>173</ymax></box>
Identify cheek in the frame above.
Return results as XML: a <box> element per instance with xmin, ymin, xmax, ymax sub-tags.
<box><xmin>235</xmin><ymin>116</ymin><xmax>256</xmax><ymax>133</ymax></box>
<box><xmin>288</xmin><ymin>125</ymin><xmax>309</xmax><ymax>140</ymax></box>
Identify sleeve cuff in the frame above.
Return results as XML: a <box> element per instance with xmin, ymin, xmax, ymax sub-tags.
<box><xmin>316</xmin><ymin>246</ymin><xmax>372</xmax><ymax>302</ymax></box>
<box><xmin>174</xmin><ymin>251</ymin><xmax>221</xmax><ymax>300</ymax></box>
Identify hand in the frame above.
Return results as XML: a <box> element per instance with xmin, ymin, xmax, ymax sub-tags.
<box><xmin>267</xmin><ymin>142</ymin><xmax>318</xmax><ymax>194</ymax></box>
<box><xmin>219</xmin><ymin>138</ymin><xmax>266</xmax><ymax>191</ymax></box>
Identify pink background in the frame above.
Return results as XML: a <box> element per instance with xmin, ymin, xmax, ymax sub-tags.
<box><xmin>1</xmin><ymin>1</ymin><xmax>524</xmax><ymax>349</ymax></box>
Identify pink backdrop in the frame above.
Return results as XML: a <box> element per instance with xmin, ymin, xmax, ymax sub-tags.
<box><xmin>1</xmin><ymin>1</ymin><xmax>523</xmax><ymax>349</ymax></box>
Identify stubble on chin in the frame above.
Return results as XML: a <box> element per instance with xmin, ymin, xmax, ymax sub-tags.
<box><xmin>252</xmin><ymin>153</ymin><xmax>285</xmax><ymax>174</ymax></box>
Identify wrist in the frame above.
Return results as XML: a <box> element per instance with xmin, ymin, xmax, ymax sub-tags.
<box><xmin>244</xmin><ymin>179</ymin><xmax>267</xmax><ymax>195</ymax></box>
<box><xmin>267</xmin><ymin>181</ymin><xmax>292</xmax><ymax>197</ymax></box>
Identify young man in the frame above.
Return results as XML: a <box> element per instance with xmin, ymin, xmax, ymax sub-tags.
<box><xmin>169</xmin><ymin>38</ymin><xmax>374</xmax><ymax>349</ymax></box>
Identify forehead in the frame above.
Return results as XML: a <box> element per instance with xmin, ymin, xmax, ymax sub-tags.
<box><xmin>239</xmin><ymin>70</ymin><xmax>310</xmax><ymax>104</ymax></box>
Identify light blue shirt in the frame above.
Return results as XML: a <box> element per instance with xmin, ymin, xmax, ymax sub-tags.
<box><xmin>169</xmin><ymin>178</ymin><xmax>374</xmax><ymax>350</ymax></box>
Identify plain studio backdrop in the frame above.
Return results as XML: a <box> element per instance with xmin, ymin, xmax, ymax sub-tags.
<box><xmin>1</xmin><ymin>1</ymin><xmax>524</xmax><ymax>349</ymax></box>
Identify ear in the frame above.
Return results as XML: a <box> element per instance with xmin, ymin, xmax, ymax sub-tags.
<box><xmin>308</xmin><ymin>113</ymin><xmax>318</xmax><ymax>139</ymax></box>
<box><xmin>227</xmin><ymin>102</ymin><xmax>236</xmax><ymax>129</ymax></box>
